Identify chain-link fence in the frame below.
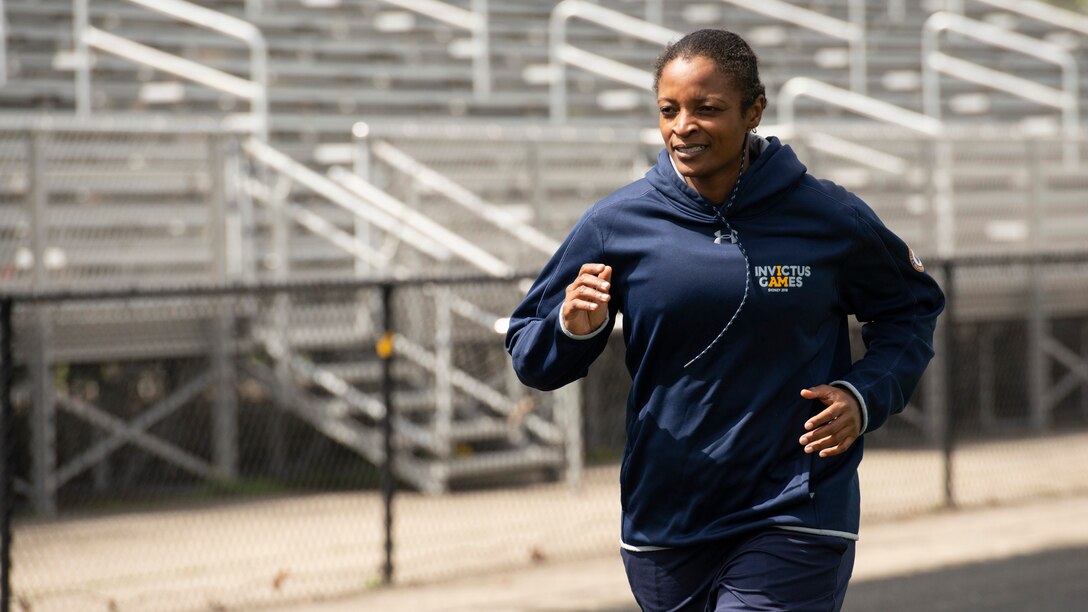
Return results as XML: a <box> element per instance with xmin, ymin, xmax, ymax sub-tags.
<box><xmin>1</xmin><ymin>276</ymin><xmax>579</xmax><ymax>611</ymax></box>
<box><xmin>0</xmin><ymin>254</ymin><xmax>1087</xmax><ymax>611</ymax></box>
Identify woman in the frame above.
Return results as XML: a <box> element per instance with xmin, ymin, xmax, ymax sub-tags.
<box><xmin>505</xmin><ymin>29</ymin><xmax>943</xmax><ymax>611</ymax></box>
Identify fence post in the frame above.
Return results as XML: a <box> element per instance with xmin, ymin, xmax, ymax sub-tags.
<box><xmin>1</xmin><ymin>298</ymin><xmax>14</xmax><ymax>612</ymax></box>
<box><xmin>378</xmin><ymin>283</ymin><xmax>396</xmax><ymax>585</ymax></box>
<box><xmin>941</xmin><ymin>259</ymin><xmax>956</xmax><ymax>509</ymax></box>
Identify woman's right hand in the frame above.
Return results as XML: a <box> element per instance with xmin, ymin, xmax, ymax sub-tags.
<box><xmin>562</xmin><ymin>263</ymin><xmax>612</xmax><ymax>336</ymax></box>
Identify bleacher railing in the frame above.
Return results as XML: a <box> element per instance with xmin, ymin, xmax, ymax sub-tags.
<box><xmin>352</xmin><ymin>122</ymin><xmax>561</xmax><ymax>258</ymax></box>
<box><xmin>381</xmin><ymin>0</ymin><xmax>491</xmax><ymax>98</ymax></box>
<box><xmin>629</xmin><ymin>0</ymin><xmax>869</xmax><ymax>92</ymax></box>
<box><xmin>945</xmin><ymin>0</ymin><xmax>1088</xmax><ymax>38</ymax></box>
<box><xmin>777</xmin><ymin>78</ymin><xmax>953</xmax><ymax>260</ymax></box>
<box><xmin>549</xmin><ymin>0</ymin><xmax>868</xmax><ymax>122</ymax></box>
<box><xmin>715</xmin><ymin>0</ymin><xmax>867</xmax><ymax>94</ymax></box>
<box><xmin>73</xmin><ymin>0</ymin><xmax>269</xmax><ymax>140</ymax></box>
<box><xmin>240</xmin><ymin>137</ymin><xmax>463</xmax><ymax>275</ymax></box>
<box><xmin>922</xmin><ymin>11</ymin><xmax>1080</xmax><ymax>167</ymax></box>
<box><xmin>549</xmin><ymin>0</ymin><xmax>676</xmax><ymax>122</ymax></box>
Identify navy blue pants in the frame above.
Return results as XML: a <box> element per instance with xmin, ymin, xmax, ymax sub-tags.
<box><xmin>621</xmin><ymin>530</ymin><xmax>855</xmax><ymax>612</ymax></box>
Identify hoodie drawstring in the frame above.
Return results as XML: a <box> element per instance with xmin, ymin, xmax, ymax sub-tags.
<box><xmin>684</xmin><ymin>134</ymin><xmax>753</xmax><ymax>368</ymax></box>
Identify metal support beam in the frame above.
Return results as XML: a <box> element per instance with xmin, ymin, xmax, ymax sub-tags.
<box><xmin>28</xmin><ymin>132</ymin><xmax>56</xmax><ymax>517</ymax></box>
<box><xmin>1041</xmin><ymin>337</ymin><xmax>1088</xmax><ymax>409</ymax></box>
<box><xmin>558</xmin><ymin>380</ymin><xmax>583</xmax><ymax>492</ymax></box>
<box><xmin>978</xmin><ymin>325</ymin><xmax>996</xmax><ymax>431</ymax></box>
<box><xmin>1027</xmin><ymin>263</ymin><xmax>1049</xmax><ymax>431</ymax></box>
<box><xmin>352</xmin><ymin>124</ymin><xmax>375</xmax><ymax>278</ymax></box>
<box><xmin>53</xmin><ymin>371</ymin><xmax>215</xmax><ymax>487</ymax></box>
<box><xmin>434</xmin><ymin>288</ymin><xmax>453</xmax><ymax>464</ymax></box>
<box><xmin>471</xmin><ymin>0</ymin><xmax>491</xmax><ymax>99</ymax></box>
<box><xmin>73</xmin><ymin>0</ymin><xmax>91</xmax><ymax>116</ymax></box>
<box><xmin>56</xmin><ymin>394</ymin><xmax>216</xmax><ymax>481</ymax></box>
<box><xmin>208</xmin><ymin>135</ymin><xmax>238</xmax><ymax>480</ymax></box>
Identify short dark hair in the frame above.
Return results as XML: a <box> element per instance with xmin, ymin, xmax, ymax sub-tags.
<box><xmin>652</xmin><ymin>29</ymin><xmax>767</xmax><ymax>112</ymax></box>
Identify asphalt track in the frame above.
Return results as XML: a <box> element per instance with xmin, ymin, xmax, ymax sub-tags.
<box><xmin>584</xmin><ymin>546</ymin><xmax>1088</xmax><ymax>612</ymax></box>
<box><xmin>843</xmin><ymin>546</ymin><xmax>1088</xmax><ymax>612</ymax></box>
<box><xmin>576</xmin><ymin>546</ymin><xmax>1088</xmax><ymax>612</ymax></box>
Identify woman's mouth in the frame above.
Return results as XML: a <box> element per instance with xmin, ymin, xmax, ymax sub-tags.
<box><xmin>673</xmin><ymin>144</ymin><xmax>708</xmax><ymax>160</ymax></box>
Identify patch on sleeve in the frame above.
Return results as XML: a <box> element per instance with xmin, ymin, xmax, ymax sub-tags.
<box><xmin>908</xmin><ymin>245</ymin><xmax>925</xmax><ymax>273</ymax></box>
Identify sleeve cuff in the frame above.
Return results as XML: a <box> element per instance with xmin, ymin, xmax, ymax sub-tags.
<box><xmin>560</xmin><ymin>311</ymin><xmax>610</xmax><ymax>340</ymax></box>
<box><xmin>830</xmin><ymin>380</ymin><xmax>869</xmax><ymax>434</ymax></box>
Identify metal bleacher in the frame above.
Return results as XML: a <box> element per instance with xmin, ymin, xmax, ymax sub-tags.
<box><xmin>4</xmin><ymin>0</ymin><xmax>1088</xmax><ymax>510</ymax></box>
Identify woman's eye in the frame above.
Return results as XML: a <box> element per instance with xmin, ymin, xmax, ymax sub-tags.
<box><xmin>699</xmin><ymin>106</ymin><xmax>719</xmax><ymax>113</ymax></box>
<box><xmin>659</xmin><ymin>107</ymin><xmax>675</xmax><ymax>115</ymax></box>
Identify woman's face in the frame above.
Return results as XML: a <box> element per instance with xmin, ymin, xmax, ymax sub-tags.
<box><xmin>657</xmin><ymin>55</ymin><xmax>764</xmax><ymax>199</ymax></box>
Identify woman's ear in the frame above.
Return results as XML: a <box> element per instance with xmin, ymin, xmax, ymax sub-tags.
<box><xmin>746</xmin><ymin>95</ymin><xmax>767</xmax><ymax>130</ymax></box>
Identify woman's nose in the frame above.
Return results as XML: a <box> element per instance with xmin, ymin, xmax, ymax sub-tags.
<box><xmin>673</xmin><ymin>110</ymin><xmax>696</xmax><ymax>135</ymax></box>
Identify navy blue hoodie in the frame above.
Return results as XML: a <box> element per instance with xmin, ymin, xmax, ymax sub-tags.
<box><xmin>506</xmin><ymin>137</ymin><xmax>944</xmax><ymax>549</ymax></box>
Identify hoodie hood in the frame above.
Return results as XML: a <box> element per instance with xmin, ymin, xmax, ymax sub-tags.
<box><xmin>646</xmin><ymin>135</ymin><xmax>808</xmax><ymax>220</ymax></box>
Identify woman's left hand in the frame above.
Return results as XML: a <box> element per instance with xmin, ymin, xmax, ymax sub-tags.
<box><xmin>798</xmin><ymin>386</ymin><xmax>862</xmax><ymax>458</ymax></box>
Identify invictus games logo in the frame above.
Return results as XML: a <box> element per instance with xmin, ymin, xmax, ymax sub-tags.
<box><xmin>755</xmin><ymin>264</ymin><xmax>812</xmax><ymax>292</ymax></box>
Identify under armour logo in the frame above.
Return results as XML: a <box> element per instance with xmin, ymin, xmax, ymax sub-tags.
<box><xmin>714</xmin><ymin>229</ymin><xmax>737</xmax><ymax>245</ymax></box>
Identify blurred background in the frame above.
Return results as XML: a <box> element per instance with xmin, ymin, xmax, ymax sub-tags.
<box><xmin>1</xmin><ymin>0</ymin><xmax>1087</xmax><ymax>610</ymax></box>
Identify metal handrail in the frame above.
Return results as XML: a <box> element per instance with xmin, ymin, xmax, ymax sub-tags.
<box><xmin>945</xmin><ymin>0</ymin><xmax>1088</xmax><ymax>38</ymax></box>
<box><xmin>549</xmin><ymin>0</ymin><xmax>868</xmax><ymax>122</ymax></box>
<box><xmin>238</xmin><ymin>172</ymin><xmax>406</xmax><ymax>275</ymax></box>
<box><xmin>549</xmin><ymin>0</ymin><xmax>678</xmax><ymax>122</ymax></box>
<box><xmin>776</xmin><ymin>77</ymin><xmax>955</xmax><ymax>258</ymax></box>
<box><xmin>718</xmin><ymin>0</ymin><xmax>867</xmax><ymax>94</ymax></box>
<box><xmin>73</xmin><ymin>0</ymin><xmax>269</xmax><ymax>140</ymax></box>
<box><xmin>800</xmin><ymin>131</ymin><xmax>912</xmax><ymax>177</ymax></box>
<box><xmin>779</xmin><ymin>77</ymin><xmax>943</xmax><ymax>137</ymax></box>
<box><xmin>245</xmin><ymin>138</ymin><xmax>518</xmax><ymax>279</ymax></box>
<box><xmin>922</xmin><ymin>11</ymin><xmax>1080</xmax><ymax>166</ymax></box>
<box><xmin>242</xmin><ymin>138</ymin><xmax>452</xmax><ymax>261</ymax></box>
<box><xmin>379</xmin><ymin>0</ymin><xmax>491</xmax><ymax>98</ymax></box>
<box><xmin>329</xmin><ymin>168</ymin><xmax>513</xmax><ymax>277</ymax></box>
<box><xmin>638</xmin><ymin>0</ymin><xmax>866</xmax><ymax>92</ymax></box>
<box><xmin>365</xmin><ymin>139</ymin><xmax>561</xmax><ymax>256</ymax></box>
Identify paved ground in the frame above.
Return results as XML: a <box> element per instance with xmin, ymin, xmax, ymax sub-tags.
<box><xmin>845</xmin><ymin>546</ymin><xmax>1088</xmax><ymax>612</ymax></box>
<box><xmin>285</xmin><ymin>494</ymin><xmax>1088</xmax><ymax>612</ymax></box>
<box><xmin>13</xmin><ymin>431</ymin><xmax>1088</xmax><ymax>611</ymax></box>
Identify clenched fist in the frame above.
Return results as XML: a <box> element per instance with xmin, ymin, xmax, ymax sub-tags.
<box><xmin>562</xmin><ymin>263</ymin><xmax>612</xmax><ymax>336</ymax></box>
